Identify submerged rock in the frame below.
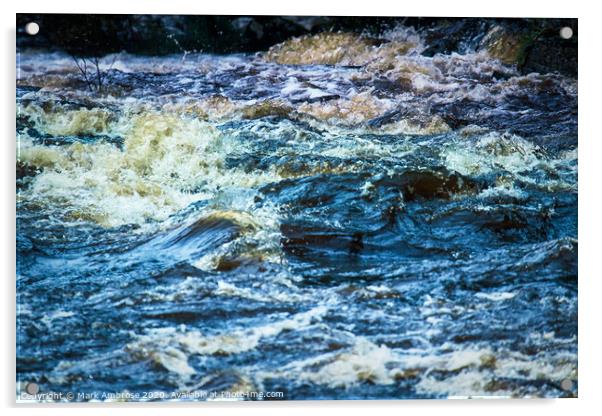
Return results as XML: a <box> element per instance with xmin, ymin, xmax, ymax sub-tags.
<box><xmin>16</xmin><ymin>161</ymin><xmax>39</xmax><ymax>184</ymax></box>
<box><xmin>419</xmin><ymin>18</ymin><xmax>577</xmax><ymax>77</ymax></box>
<box><xmin>476</xmin><ymin>19</ymin><xmax>577</xmax><ymax>76</ymax></box>
<box><xmin>479</xmin><ymin>25</ymin><xmax>535</xmax><ymax>66</ymax></box>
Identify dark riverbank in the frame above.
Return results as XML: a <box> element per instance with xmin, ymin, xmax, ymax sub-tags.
<box><xmin>17</xmin><ymin>15</ymin><xmax>577</xmax><ymax>76</ymax></box>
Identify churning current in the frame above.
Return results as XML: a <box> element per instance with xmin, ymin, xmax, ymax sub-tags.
<box><xmin>16</xmin><ymin>24</ymin><xmax>577</xmax><ymax>400</ymax></box>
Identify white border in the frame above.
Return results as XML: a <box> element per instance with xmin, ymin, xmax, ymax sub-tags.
<box><xmin>3</xmin><ymin>1</ymin><xmax>600</xmax><ymax>415</ymax></box>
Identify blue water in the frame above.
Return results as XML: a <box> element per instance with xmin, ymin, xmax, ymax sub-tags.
<box><xmin>16</xmin><ymin>35</ymin><xmax>577</xmax><ymax>400</ymax></box>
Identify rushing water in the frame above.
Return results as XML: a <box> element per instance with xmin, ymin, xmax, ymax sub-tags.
<box><xmin>16</xmin><ymin>27</ymin><xmax>577</xmax><ymax>400</ymax></box>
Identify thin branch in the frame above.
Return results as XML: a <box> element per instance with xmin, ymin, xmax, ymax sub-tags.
<box><xmin>71</xmin><ymin>54</ymin><xmax>116</xmax><ymax>94</ymax></box>
<box><xmin>101</xmin><ymin>53</ymin><xmax>119</xmax><ymax>87</ymax></box>
<box><xmin>71</xmin><ymin>55</ymin><xmax>93</xmax><ymax>92</ymax></box>
<box><xmin>93</xmin><ymin>57</ymin><xmax>102</xmax><ymax>93</ymax></box>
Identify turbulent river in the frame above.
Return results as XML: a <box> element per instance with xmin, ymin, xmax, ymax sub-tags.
<box><xmin>16</xmin><ymin>27</ymin><xmax>577</xmax><ymax>400</ymax></box>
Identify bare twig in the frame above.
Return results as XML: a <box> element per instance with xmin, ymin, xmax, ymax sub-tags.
<box><xmin>70</xmin><ymin>54</ymin><xmax>116</xmax><ymax>94</ymax></box>
<box><xmin>71</xmin><ymin>55</ymin><xmax>93</xmax><ymax>92</ymax></box>
<box><xmin>104</xmin><ymin>53</ymin><xmax>119</xmax><ymax>83</ymax></box>
<box><xmin>93</xmin><ymin>57</ymin><xmax>102</xmax><ymax>92</ymax></box>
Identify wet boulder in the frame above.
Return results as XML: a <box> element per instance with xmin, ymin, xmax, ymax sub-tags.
<box><xmin>478</xmin><ymin>24</ymin><xmax>536</xmax><ymax>66</ymax></box>
<box><xmin>421</xmin><ymin>18</ymin><xmax>490</xmax><ymax>56</ymax></box>
<box><xmin>375</xmin><ymin>168</ymin><xmax>480</xmax><ymax>202</ymax></box>
<box><xmin>476</xmin><ymin>19</ymin><xmax>577</xmax><ymax>77</ymax></box>
<box><xmin>418</xmin><ymin>18</ymin><xmax>577</xmax><ymax>77</ymax></box>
